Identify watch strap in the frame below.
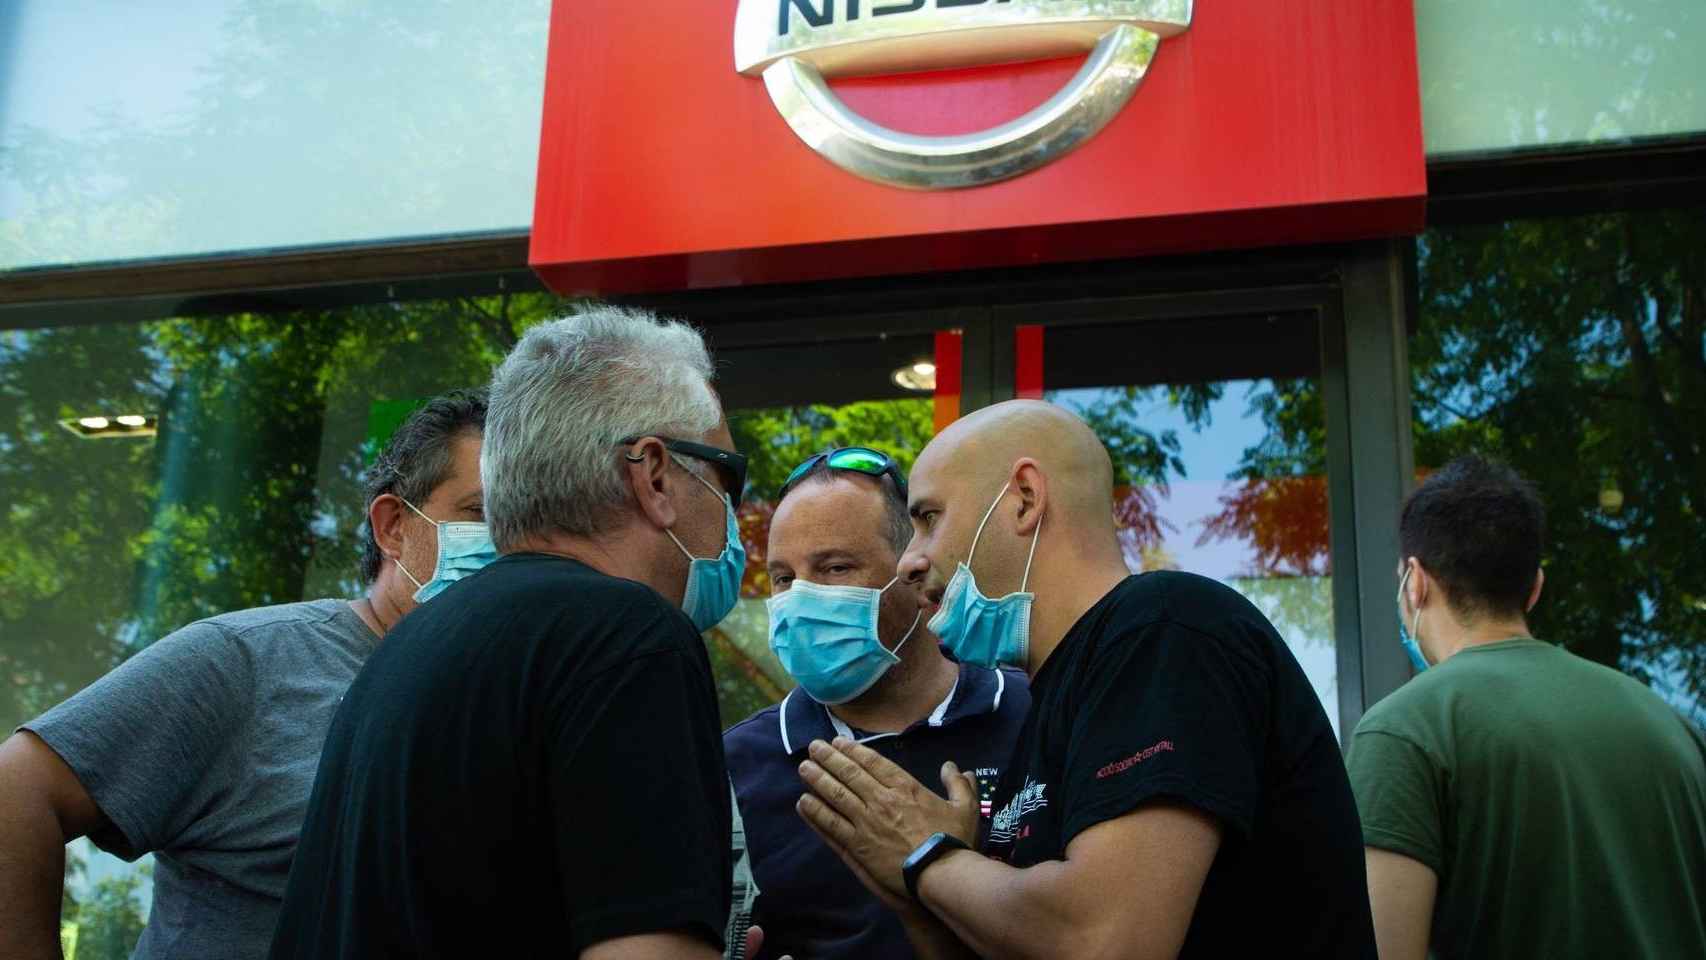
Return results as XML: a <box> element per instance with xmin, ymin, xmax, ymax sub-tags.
<box><xmin>902</xmin><ymin>831</ymin><xmax>970</xmax><ymax>903</ymax></box>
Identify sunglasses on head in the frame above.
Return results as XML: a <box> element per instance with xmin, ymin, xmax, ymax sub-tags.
<box><xmin>777</xmin><ymin>447</ymin><xmax>908</xmax><ymax>503</ymax></box>
<box><xmin>620</xmin><ymin>435</ymin><xmax>748</xmax><ymax>502</ymax></box>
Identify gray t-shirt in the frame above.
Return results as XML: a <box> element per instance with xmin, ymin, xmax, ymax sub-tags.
<box><xmin>23</xmin><ymin>599</ymin><xmax>378</xmax><ymax>960</ymax></box>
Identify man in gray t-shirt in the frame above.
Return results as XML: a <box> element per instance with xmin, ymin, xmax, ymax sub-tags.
<box><xmin>0</xmin><ymin>390</ymin><xmax>488</xmax><ymax>960</ymax></box>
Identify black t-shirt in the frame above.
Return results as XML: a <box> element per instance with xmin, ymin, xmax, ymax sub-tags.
<box><xmin>269</xmin><ymin>555</ymin><xmax>731</xmax><ymax>959</ymax></box>
<box><xmin>983</xmin><ymin>572</ymin><xmax>1375</xmax><ymax>958</ymax></box>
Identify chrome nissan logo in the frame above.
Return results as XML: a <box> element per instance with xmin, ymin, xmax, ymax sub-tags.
<box><xmin>734</xmin><ymin>0</ymin><xmax>1193</xmax><ymax>190</ymax></box>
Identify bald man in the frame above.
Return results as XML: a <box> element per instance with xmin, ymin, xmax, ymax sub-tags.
<box><xmin>794</xmin><ymin>400</ymin><xmax>1376</xmax><ymax>959</ymax></box>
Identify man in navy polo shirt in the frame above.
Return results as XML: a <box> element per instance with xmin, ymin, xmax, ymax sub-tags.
<box><xmin>725</xmin><ymin>448</ymin><xmax>1030</xmax><ymax>959</ymax></box>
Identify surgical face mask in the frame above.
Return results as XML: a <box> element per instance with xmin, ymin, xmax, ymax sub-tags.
<box><xmin>768</xmin><ymin>576</ymin><xmax>922</xmax><ymax>705</ymax></box>
<box><xmin>927</xmin><ymin>482</ymin><xmax>1042</xmax><ymax>670</ymax></box>
<box><xmin>398</xmin><ymin>498</ymin><xmax>498</xmax><ymax>604</ymax></box>
<box><xmin>1396</xmin><ymin>564</ymin><xmax>1429</xmax><ymax>672</ymax></box>
<box><xmin>666</xmin><ymin>465</ymin><xmax>748</xmax><ymax>632</ymax></box>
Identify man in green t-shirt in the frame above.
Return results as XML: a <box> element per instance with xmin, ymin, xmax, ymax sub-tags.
<box><xmin>1346</xmin><ymin>455</ymin><xmax>1706</xmax><ymax>960</ymax></box>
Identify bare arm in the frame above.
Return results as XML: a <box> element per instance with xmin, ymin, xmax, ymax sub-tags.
<box><xmin>0</xmin><ymin>731</ymin><xmax>108</xmax><ymax>960</ymax></box>
<box><xmin>913</xmin><ymin>803</ymin><xmax>1220</xmax><ymax>960</ymax></box>
<box><xmin>1364</xmin><ymin>848</ymin><xmax>1435</xmax><ymax>960</ymax></box>
<box><xmin>579</xmin><ymin>932</ymin><xmax>723</xmax><ymax>960</ymax></box>
<box><xmin>796</xmin><ymin>738</ymin><xmax>1222</xmax><ymax>960</ymax></box>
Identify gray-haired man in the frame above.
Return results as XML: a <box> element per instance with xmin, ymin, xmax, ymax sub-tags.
<box><xmin>0</xmin><ymin>389</ymin><xmax>489</xmax><ymax>960</ymax></box>
<box><xmin>271</xmin><ymin>308</ymin><xmax>744</xmax><ymax>960</ymax></box>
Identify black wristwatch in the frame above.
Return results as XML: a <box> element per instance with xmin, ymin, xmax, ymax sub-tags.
<box><xmin>901</xmin><ymin>832</ymin><xmax>970</xmax><ymax>903</ymax></box>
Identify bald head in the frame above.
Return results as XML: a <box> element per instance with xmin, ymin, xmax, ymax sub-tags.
<box><xmin>914</xmin><ymin>400</ymin><xmax>1116</xmax><ymax>529</ymax></box>
<box><xmin>898</xmin><ymin>400</ymin><xmax>1136</xmax><ymax>674</ymax></box>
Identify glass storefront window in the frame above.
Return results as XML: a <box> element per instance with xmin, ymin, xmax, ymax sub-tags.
<box><xmin>1</xmin><ymin>293</ymin><xmax>569</xmax><ymax>956</ymax></box>
<box><xmin>0</xmin><ymin>0</ymin><xmax>549</xmax><ymax>271</ymax></box>
<box><xmin>1030</xmin><ymin>313</ymin><xmax>1341</xmax><ymax>736</ymax></box>
<box><xmin>1413</xmin><ymin>206</ymin><xmax>1706</xmax><ymax>724</ymax></box>
<box><xmin>1416</xmin><ymin>0</ymin><xmax>1706</xmax><ymax>156</ymax></box>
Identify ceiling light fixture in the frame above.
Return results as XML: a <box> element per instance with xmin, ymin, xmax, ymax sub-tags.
<box><xmin>60</xmin><ymin>414</ymin><xmax>158</xmax><ymax>440</ymax></box>
<box><xmin>892</xmin><ymin>360</ymin><xmax>937</xmax><ymax>392</ymax></box>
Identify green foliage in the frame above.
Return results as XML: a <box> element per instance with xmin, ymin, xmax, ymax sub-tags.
<box><xmin>1413</xmin><ymin>208</ymin><xmax>1705</xmax><ymax>709</ymax></box>
<box><xmin>729</xmin><ymin>399</ymin><xmax>935</xmax><ymax>503</ymax></box>
<box><xmin>1231</xmin><ymin>208</ymin><xmax>1704</xmax><ymax>711</ymax></box>
<box><xmin>0</xmin><ymin>294</ymin><xmax>564</xmax><ymax>734</ymax></box>
<box><xmin>62</xmin><ymin>861</ymin><xmax>150</xmax><ymax>960</ymax></box>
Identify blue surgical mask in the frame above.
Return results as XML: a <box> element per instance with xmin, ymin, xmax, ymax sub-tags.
<box><xmin>667</xmin><ymin>467</ymin><xmax>747</xmax><ymax>632</ymax></box>
<box><xmin>927</xmin><ymin>482</ymin><xmax>1042</xmax><ymax>670</ymax></box>
<box><xmin>1396</xmin><ymin>564</ymin><xmax>1429</xmax><ymax>672</ymax></box>
<box><xmin>399</xmin><ymin>499</ymin><xmax>498</xmax><ymax>604</ymax></box>
<box><xmin>767</xmin><ymin>576</ymin><xmax>922</xmax><ymax>705</ymax></box>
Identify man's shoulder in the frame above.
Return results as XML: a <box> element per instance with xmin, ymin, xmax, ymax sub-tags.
<box><xmin>182</xmin><ymin>599</ymin><xmax>378</xmax><ymax>668</ymax></box>
<box><xmin>1096</xmin><ymin>571</ymin><xmax>1273</xmax><ymax>637</ymax></box>
<box><xmin>131</xmin><ymin>599</ymin><xmax>352</xmax><ymax>663</ymax></box>
<box><xmin>1352</xmin><ymin>670</ymin><xmax>1456</xmax><ymax>745</ymax></box>
<box><xmin>1073</xmin><ymin>572</ymin><xmax>1280</xmax><ymax>674</ymax></box>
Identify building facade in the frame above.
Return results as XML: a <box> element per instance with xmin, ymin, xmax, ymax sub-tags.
<box><xmin>2</xmin><ymin>1</ymin><xmax>1702</xmax><ymax>952</ymax></box>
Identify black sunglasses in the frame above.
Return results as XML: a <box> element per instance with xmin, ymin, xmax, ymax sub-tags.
<box><xmin>620</xmin><ymin>435</ymin><xmax>748</xmax><ymax>502</ymax></box>
<box><xmin>777</xmin><ymin>447</ymin><xmax>908</xmax><ymax>503</ymax></box>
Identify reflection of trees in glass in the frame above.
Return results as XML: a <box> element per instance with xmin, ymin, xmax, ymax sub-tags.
<box><xmin>1419</xmin><ymin>0</ymin><xmax>1706</xmax><ymax>153</ymax></box>
<box><xmin>0</xmin><ymin>0</ymin><xmax>550</xmax><ymax>268</ymax></box>
<box><xmin>0</xmin><ymin>292</ymin><xmax>826</xmax><ymax>735</ymax></box>
<box><xmin>1414</xmin><ymin>209</ymin><xmax>1705</xmax><ymax>714</ymax></box>
<box><xmin>60</xmin><ymin>855</ymin><xmax>150</xmax><ymax>960</ymax></box>
<box><xmin>1229</xmin><ymin>210</ymin><xmax>1705</xmax><ymax>712</ymax></box>
<box><xmin>1198</xmin><ymin>377</ymin><xmax>1331</xmax><ymax>577</ymax></box>
<box><xmin>0</xmin><ymin>294</ymin><xmax>561</xmax><ymax>736</ymax></box>
<box><xmin>1050</xmin><ymin>381</ymin><xmax>1330</xmax><ymax>577</ymax></box>
<box><xmin>729</xmin><ymin>400</ymin><xmax>935</xmax><ymax>596</ymax></box>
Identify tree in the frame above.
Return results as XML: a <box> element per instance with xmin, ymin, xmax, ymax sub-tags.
<box><xmin>1414</xmin><ymin>208</ymin><xmax>1705</xmax><ymax>716</ymax></box>
<box><xmin>1188</xmin><ymin>208</ymin><xmax>1705</xmax><ymax>719</ymax></box>
<box><xmin>0</xmin><ymin>294</ymin><xmax>557</xmax><ymax>736</ymax></box>
<box><xmin>59</xmin><ymin>857</ymin><xmax>150</xmax><ymax>960</ymax></box>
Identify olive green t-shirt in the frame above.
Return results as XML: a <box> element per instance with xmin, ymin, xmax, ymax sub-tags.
<box><xmin>1347</xmin><ymin>638</ymin><xmax>1706</xmax><ymax>959</ymax></box>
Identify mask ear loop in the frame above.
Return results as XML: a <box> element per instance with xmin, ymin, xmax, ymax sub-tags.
<box><xmin>891</xmin><ymin>609</ymin><xmax>922</xmax><ymax>655</ymax></box>
<box><xmin>395</xmin><ymin>497</ymin><xmax>439</xmax><ymax>589</ymax></box>
<box><xmin>1399</xmin><ymin>563</ymin><xmax>1425</xmax><ymax>655</ymax></box>
<box><xmin>965</xmin><ymin>482</ymin><xmax>1011</xmax><ymax>570</ymax></box>
<box><xmin>662</xmin><ymin>455</ymin><xmax>731</xmax><ymax>562</ymax></box>
<box><xmin>877</xmin><ymin>574</ymin><xmax>923</xmax><ymax>655</ymax></box>
<box><xmin>965</xmin><ymin>482</ymin><xmax>1044</xmax><ymax>595</ymax></box>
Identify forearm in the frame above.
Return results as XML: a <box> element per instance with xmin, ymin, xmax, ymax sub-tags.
<box><xmin>916</xmin><ymin>851</ymin><xmax>1103</xmax><ymax>960</ymax></box>
<box><xmin>899</xmin><ymin>909</ymin><xmax>980</xmax><ymax>960</ymax></box>
<box><xmin>0</xmin><ymin>790</ymin><xmax>70</xmax><ymax>959</ymax></box>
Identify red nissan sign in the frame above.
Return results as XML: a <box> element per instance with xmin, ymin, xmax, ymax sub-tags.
<box><xmin>530</xmin><ymin>0</ymin><xmax>1425</xmax><ymax>294</ymax></box>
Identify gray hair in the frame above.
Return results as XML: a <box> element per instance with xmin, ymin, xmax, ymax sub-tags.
<box><xmin>482</xmin><ymin>306</ymin><xmax>720</xmax><ymax>550</ymax></box>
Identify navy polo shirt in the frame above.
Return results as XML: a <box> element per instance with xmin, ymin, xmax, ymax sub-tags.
<box><xmin>724</xmin><ymin>664</ymin><xmax>1031</xmax><ymax>960</ymax></box>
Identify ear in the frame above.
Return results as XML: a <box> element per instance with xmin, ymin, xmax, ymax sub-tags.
<box><xmin>370</xmin><ymin>494</ymin><xmax>409</xmax><ymax>562</ymax></box>
<box><xmin>1404</xmin><ymin>556</ymin><xmax>1429</xmax><ymax>610</ymax></box>
<box><xmin>621</xmin><ymin>437</ymin><xmax>679</xmax><ymax>530</ymax></box>
<box><xmin>1010</xmin><ymin>459</ymin><xmax>1047</xmax><ymax>537</ymax></box>
<box><xmin>1526</xmin><ymin>566</ymin><xmax>1544</xmax><ymax>612</ymax></box>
